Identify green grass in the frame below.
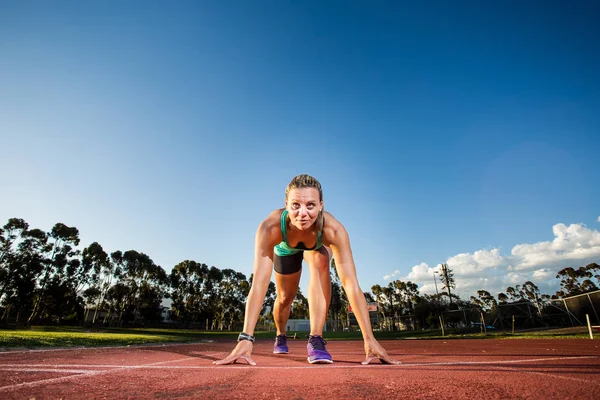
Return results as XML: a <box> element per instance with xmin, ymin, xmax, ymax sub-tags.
<box><xmin>0</xmin><ymin>326</ymin><xmax>218</xmax><ymax>349</ymax></box>
<box><xmin>0</xmin><ymin>325</ymin><xmax>593</xmax><ymax>349</ymax></box>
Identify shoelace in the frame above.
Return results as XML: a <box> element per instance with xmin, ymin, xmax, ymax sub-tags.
<box><xmin>308</xmin><ymin>335</ymin><xmax>327</xmax><ymax>351</ymax></box>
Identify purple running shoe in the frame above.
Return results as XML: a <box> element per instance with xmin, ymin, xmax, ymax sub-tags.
<box><xmin>273</xmin><ymin>334</ymin><xmax>289</xmax><ymax>354</ymax></box>
<box><xmin>307</xmin><ymin>335</ymin><xmax>333</xmax><ymax>364</ymax></box>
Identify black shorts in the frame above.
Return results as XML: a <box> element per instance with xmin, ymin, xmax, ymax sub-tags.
<box><xmin>274</xmin><ymin>252</ymin><xmax>304</xmax><ymax>275</ymax></box>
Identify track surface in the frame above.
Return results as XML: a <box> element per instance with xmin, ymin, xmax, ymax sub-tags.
<box><xmin>1</xmin><ymin>338</ymin><xmax>599</xmax><ymax>399</ymax></box>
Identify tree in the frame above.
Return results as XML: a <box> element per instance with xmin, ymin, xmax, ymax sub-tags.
<box><xmin>587</xmin><ymin>263</ymin><xmax>600</xmax><ymax>286</ymax></box>
<box><xmin>289</xmin><ymin>288</ymin><xmax>309</xmax><ymax>319</ymax></box>
<box><xmin>371</xmin><ymin>280</ymin><xmax>421</xmax><ymax>331</ymax></box>
<box><xmin>28</xmin><ymin>223</ymin><xmax>81</xmax><ymax>323</ymax></box>
<box><xmin>497</xmin><ymin>292</ymin><xmax>509</xmax><ymax>304</ymax></box>
<box><xmin>117</xmin><ymin>250</ymin><xmax>167</xmax><ymax>325</ymax></box>
<box><xmin>371</xmin><ymin>284</ymin><xmax>387</xmax><ymax>325</ymax></box>
<box><xmin>1</xmin><ymin>225</ymin><xmax>46</xmax><ymax>323</ymax></box>
<box><xmin>439</xmin><ymin>263</ymin><xmax>456</xmax><ymax>307</ymax></box>
<box><xmin>214</xmin><ymin>269</ymin><xmax>249</xmax><ymax>330</ymax></box>
<box><xmin>0</xmin><ymin>218</ymin><xmax>30</xmax><ymax>312</ymax></box>
<box><xmin>329</xmin><ymin>258</ymin><xmax>349</xmax><ymax>329</ymax></box>
<box><xmin>471</xmin><ymin>290</ymin><xmax>497</xmax><ymax>313</ymax></box>
<box><xmin>521</xmin><ymin>281</ymin><xmax>544</xmax><ymax>316</ymax></box>
<box><xmin>0</xmin><ymin>219</ymin><xmax>29</xmax><ymax>286</ymax></box>
<box><xmin>104</xmin><ymin>282</ymin><xmax>132</xmax><ymax>325</ymax></box>
<box><xmin>81</xmin><ymin>243</ymin><xmax>112</xmax><ymax>323</ymax></box>
<box><xmin>169</xmin><ymin>260</ymin><xmax>209</xmax><ymax>323</ymax></box>
<box><xmin>555</xmin><ymin>265</ymin><xmax>598</xmax><ymax>297</ymax></box>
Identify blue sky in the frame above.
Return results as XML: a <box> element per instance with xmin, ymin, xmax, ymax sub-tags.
<box><xmin>1</xmin><ymin>1</ymin><xmax>599</xmax><ymax>300</ymax></box>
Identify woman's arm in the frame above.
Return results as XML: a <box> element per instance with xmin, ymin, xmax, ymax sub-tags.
<box><xmin>328</xmin><ymin>221</ymin><xmax>374</xmax><ymax>341</ymax></box>
<box><xmin>213</xmin><ymin>213</ymin><xmax>279</xmax><ymax>366</ymax></box>
<box><xmin>325</xmin><ymin>214</ymin><xmax>400</xmax><ymax>365</ymax></box>
<box><xmin>242</xmin><ymin>220</ymin><xmax>277</xmax><ymax>336</ymax></box>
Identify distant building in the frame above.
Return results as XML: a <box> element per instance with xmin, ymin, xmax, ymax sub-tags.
<box><xmin>348</xmin><ymin>302</ymin><xmax>379</xmax><ymax>328</ymax></box>
<box><xmin>161</xmin><ymin>298</ymin><xmax>173</xmax><ymax>323</ymax></box>
<box><xmin>286</xmin><ymin>319</ymin><xmax>326</xmax><ymax>332</ymax></box>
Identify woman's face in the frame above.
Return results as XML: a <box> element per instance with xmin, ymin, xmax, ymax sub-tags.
<box><xmin>286</xmin><ymin>187</ymin><xmax>322</xmax><ymax>231</ymax></box>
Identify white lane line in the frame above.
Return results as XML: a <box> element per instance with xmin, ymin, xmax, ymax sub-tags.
<box><xmin>0</xmin><ymin>357</ymin><xmax>194</xmax><ymax>392</ymax></box>
<box><xmin>0</xmin><ymin>368</ymin><xmax>93</xmax><ymax>374</ymax></box>
<box><xmin>0</xmin><ymin>341</ymin><xmax>213</xmax><ymax>355</ymax></box>
<box><xmin>0</xmin><ymin>355</ymin><xmax>596</xmax><ymax>372</ymax></box>
<box><xmin>491</xmin><ymin>365</ymin><xmax>599</xmax><ymax>384</ymax></box>
<box><xmin>403</xmin><ymin>355</ymin><xmax>599</xmax><ymax>366</ymax></box>
<box><xmin>0</xmin><ymin>364</ymin><xmax>133</xmax><ymax>368</ymax></box>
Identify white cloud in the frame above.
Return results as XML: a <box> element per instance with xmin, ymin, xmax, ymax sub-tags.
<box><xmin>447</xmin><ymin>248</ymin><xmax>504</xmax><ymax>276</ymax></box>
<box><xmin>511</xmin><ymin>223</ymin><xmax>600</xmax><ymax>270</ymax></box>
<box><xmin>405</xmin><ymin>262</ymin><xmax>433</xmax><ymax>281</ymax></box>
<box><xmin>383</xmin><ymin>269</ymin><xmax>401</xmax><ymax>281</ymax></box>
<box><xmin>381</xmin><ymin>218</ymin><xmax>600</xmax><ymax>299</ymax></box>
<box><xmin>598</xmin><ymin>216</ymin><xmax>600</xmax><ymax>223</ymax></box>
<box><xmin>532</xmin><ymin>268</ymin><xmax>554</xmax><ymax>281</ymax></box>
<box><xmin>504</xmin><ymin>272</ymin><xmax>525</xmax><ymax>286</ymax></box>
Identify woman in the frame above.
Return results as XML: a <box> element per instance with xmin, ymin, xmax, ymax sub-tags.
<box><xmin>214</xmin><ymin>174</ymin><xmax>399</xmax><ymax>365</ymax></box>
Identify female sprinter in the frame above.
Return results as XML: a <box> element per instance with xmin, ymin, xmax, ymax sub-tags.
<box><xmin>214</xmin><ymin>174</ymin><xmax>399</xmax><ymax>365</ymax></box>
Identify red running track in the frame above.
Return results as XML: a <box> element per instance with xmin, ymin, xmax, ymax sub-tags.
<box><xmin>0</xmin><ymin>338</ymin><xmax>599</xmax><ymax>399</ymax></box>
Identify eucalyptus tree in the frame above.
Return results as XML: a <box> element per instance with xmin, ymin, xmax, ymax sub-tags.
<box><xmin>392</xmin><ymin>280</ymin><xmax>420</xmax><ymax>315</ymax></box>
<box><xmin>556</xmin><ymin>265</ymin><xmax>599</xmax><ymax>297</ymax></box>
<box><xmin>371</xmin><ymin>284</ymin><xmax>389</xmax><ymax>325</ymax></box>
<box><xmin>104</xmin><ymin>282</ymin><xmax>132</xmax><ymax>324</ymax></box>
<box><xmin>289</xmin><ymin>288</ymin><xmax>309</xmax><ymax>319</ymax></box>
<box><xmin>329</xmin><ymin>259</ymin><xmax>349</xmax><ymax>329</ymax></box>
<box><xmin>0</xmin><ymin>218</ymin><xmax>30</xmax><ymax>305</ymax></box>
<box><xmin>204</xmin><ymin>266</ymin><xmax>223</xmax><ymax>328</ymax></box>
<box><xmin>1</xmin><ymin>224</ymin><xmax>47</xmax><ymax>322</ymax></box>
<box><xmin>497</xmin><ymin>292</ymin><xmax>508</xmax><ymax>304</ymax></box>
<box><xmin>169</xmin><ymin>260</ymin><xmax>209</xmax><ymax>323</ymax></box>
<box><xmin>371</xmin><ymin>283</ymin><xmax>397</xmax><ymax>330</ymax></box>
<box><xmin>438</xmin><ymin>263</ymin><xmax>456</xmax><ymax>306</ymax></box>
<box><xmin>214</xmin><ymin>268</ymin><xmax>249</xmax><ymax>330</ymax></box>
<box><xmin>587</xmin><ymin>263</ymin><xmax>600</xmax><ymax>286</ymax></box>
<box><xmin>28</xmin><ymin>223</ymin><xmax>81</xmax><ymax>323</ymax></box>
<box><xmin>470</xmin><ymin>290</ymin><xmax>497</xmax><ymax>313</ymax></box>
<box><xmin>521</xmin><ymin>281</ymin><xmax>544</xmax><ymax>316</ymax></box>
<box><xmin>117</xmin><ymin>250</ymin><xmax>167</xmax><ymax>324</ymax></box>
<box><xmin>81</xmin><ymin>242</ymin><xmax>111</xmax><ymax>323</ymax></box>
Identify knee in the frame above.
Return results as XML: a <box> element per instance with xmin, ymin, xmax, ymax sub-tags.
<box><xmin>309</xmin><ymin>257</ymin><xmax>330</xmax><ymax>276</ymax></box>
<box><xmin>276</xmin><ymin>290</ymin><xmax>296</xmax><ymax>307</ymax></box>
<box><xmin>306</xmin><ymin>250</ymin><xmax>330</xmax><ymax>269</ymax></box>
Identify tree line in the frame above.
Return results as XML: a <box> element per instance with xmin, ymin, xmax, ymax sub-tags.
<box><xmin>0</xmin><ymin>217</ymin><xmax>274</xmax><ymax>328</ymax></box>
<box><xmin>1</xmin><ymin>217</ymin><xmax>598</xmax><ymax>329</ymax></box>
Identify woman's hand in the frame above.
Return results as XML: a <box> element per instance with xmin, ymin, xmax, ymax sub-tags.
<box><xmin>213</xmin><ymin>340</ymin><xmax>256</xmax><ymax>366</ymax></box>
<box><xmin>361</xmin><ymin>338</ymin><xmax>401</xmax><ymax>365</ymax></box>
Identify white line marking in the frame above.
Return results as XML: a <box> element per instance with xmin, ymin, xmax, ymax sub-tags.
<box><xmin>0</xmin><ymin>357</ymin><xmax>194</xmax><ymax>392</ymax></box>
<box><xmin>0</xmin><ymin>355</ymin><xmax>596</xmax><ymax>372</ymax></box>
<box><xmin>0</xmin><ymin>341</ymin><xmax>212</xmax><ymax>355</ymax></box>
<box><xmin>490</xmin><ymin>365</ymin><xmax>596</xmax><ymax>384</ymax></box>
<box><xmin>402</xmin><ymin>356</ymin><xmax>599</xmax><ymax>367</ymax></box>
<box><xmin>0</xmin><ymin>355</ymin><xmax>597</xmax><ymax>393</ymax></box>
<box><xmin>0</xmin><ymin>368</ymin><xmax>92</xmax><ymax>374</ymax></box>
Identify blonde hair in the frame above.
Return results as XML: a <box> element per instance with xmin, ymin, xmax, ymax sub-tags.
<box><xmin>285</xmin><ymin>174</ymin><xmax>324</xmax><ymax>232</ymax></box>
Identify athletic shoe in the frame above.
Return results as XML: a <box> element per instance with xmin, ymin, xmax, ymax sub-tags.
<box><xmin>273</xmin><ymin>334</ymin><xmax>289</xmax><ymax>354</ymax></box>
<box><xmin>307</xmin><ymin>335</ymin><xmax>333</xmax><ymax>364</ymax></box>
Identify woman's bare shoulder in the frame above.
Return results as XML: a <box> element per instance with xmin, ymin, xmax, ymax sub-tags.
<box><xmin>257</xmin><ymin>209</ymin><xmax>284</xmax><ymax>243</ymax></box>
<box><xmin>322</xmin><ymin>211</ymin><xmax>347</xmax><ymax>244</ymax></box>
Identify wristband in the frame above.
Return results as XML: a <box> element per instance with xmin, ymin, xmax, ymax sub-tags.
<box><xmin>237</xmin><ymin>332</ymin><xmax>255</xmax><ymax>343</ymax></box>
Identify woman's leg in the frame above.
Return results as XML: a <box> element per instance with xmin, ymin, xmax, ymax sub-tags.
<box><xmin>273</xmin><ymin>269</ymin><xmax>302</xmax><ymax>335</ymax></box>
<box><xmin>304</xmin><ymin>246</ymin><xmax>332</xmax><ymax>336</ymax></box>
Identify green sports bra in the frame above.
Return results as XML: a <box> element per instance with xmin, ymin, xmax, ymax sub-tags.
<box><xmin>273</xmin><ymin>209</ymin><xmax>323</xmax><ymax>256</ymax></box>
